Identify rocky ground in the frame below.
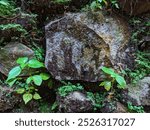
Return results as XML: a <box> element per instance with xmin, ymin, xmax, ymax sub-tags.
<box><xmin>0</xmin><ymin>0</ymin><xmax>150</xmax><ymax>113</ymax></box>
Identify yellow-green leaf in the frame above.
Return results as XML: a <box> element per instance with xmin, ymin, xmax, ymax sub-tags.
<box><xmin>23</xmin><ymin>93</ymin><xmax>32</xmax><ymax>104</ymax></box>
<box><xmin>28</xmin><ymin>59</ymin><xmax>44</xmax><ymax>68</ymax></box>
<box><xmin>16</xmin><ymin>88</ymin><xmax>25</xmax><ymax>94</ymax></box>
<box><xmin>40</xmin><ymin>73</ymin><xmax>50</xmax><ymax>80</ymax></box>
<box><xmin>104</xmin><ymin>81</ymin><xmax>111</xmax><ymax>91</ymax></box>
<box><xmin>33</xmin><ymin>93</ymin><xmax>41</xmax><ymax>100</ymax></box>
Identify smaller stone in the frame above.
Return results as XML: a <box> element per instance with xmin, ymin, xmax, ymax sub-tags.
<box><xmin>121</xmin><ymin>77</ymin><xmax>150</xmax><ymax>106</ymax></box>
<box><xmin>0</xmin><ymin>42</ymin><xmax>34</xmax><ymax>76</ymax></box>
<box><xmin>0</xmin><ymin>84</ymin><xmax>21</xmax><ymax>112</ymax></box>
<box><xmin>100</xmin><ymin>100</ymin><xmax>117</xmax><ymax>113</ymax></box>
<box><xmin>57</xmin><ymin>91</ymin><xmax>93</xmax><ymax>112</ymax></box>
<box><xmin>114</xmin><ymin>102</ymin><xmax>128</xmax><ymax>113</ymax></box>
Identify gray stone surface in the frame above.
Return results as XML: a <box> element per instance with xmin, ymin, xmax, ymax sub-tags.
<box><xmin>45</xmin><ymin>12</ymin><xmax>130</xmax><ymax>82</ymax></box>
<box><xmin>57</xmin><ymin>91</ymin><xmax>93</xmax><ymax>112</ymax></box>
<box><xmin>127</xmin><ymin>77</ymin><xmax>150</xmax><ymax>106</ymax></box>
<box><xmin>0</xmin><ymin>84</ymin><xmax>20</xmax><ymax>112</ymax></box>
<box><xmin>120</xmin><ymin>77</ymin><xmax>150</xmax><ymax>107</ymax></box>
<box><xmin>0</xmin><ymin>42</ymin><xmax>34</xmax><ymax>76</ymax></box>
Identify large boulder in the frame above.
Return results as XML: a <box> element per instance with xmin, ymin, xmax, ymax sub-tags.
<box><xmin>45</xmin><ymin>12</ymin><xmax>130</xmax><ymax>82</ymax></box>
<box><xmin>57</xmin><ymin>91</ymin><xmax>93</xmax><ymax>112</ymax></box>
<box><xmin>120</xmin><ymin>77</ymin><xmax>150</xmax><ymax>106</ymax></box>
<box><xmin>118</xmin><ymin>0</ymin><xmax>150</xmax><ymax>15</ymax></box>
<box><xmin>0</xmin><ymin>43</ymin><xmax>34</xmax><ymax>76</ymax></box>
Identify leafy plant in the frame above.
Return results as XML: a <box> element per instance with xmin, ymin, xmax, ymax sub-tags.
<box><xmin>53</xmin><ymin>0</ymin><xmax>71</xmax><ymax>4</ymax></box>
<box><xmin>90</xmin><ymin>0</ymin><xmax>119</xmax><ymax>10</ymax></box>
<box><xmin>58</xmin><ymin>82</ymin><xmax>84</xmax><ymax>97</ymax></box>
<box><xmin>100</xmin><ymin>67</ymin><xmax>126</xmax><ymax>91</ymax></box>
<box><xmin>126</xmin><ymin>51</ymin><xmax>150</xmax><ymax>84</ymax></box>
<box><xmin>0</xmin><ymin>0</ymin><xmax>16</xmax><ymax>16</ymax></box>
<box><xmin>31</xmin><ymin>44</ymin><xmax>45</xmax><ymax>62</ymax></box>
<box><xmin>87</xmin><ymin>92</ymin><xmax>105</xmax><ymax>110</ymax></box>
<box><xmin>127</xmin><ymin>102</ymin><xmax>145</xmax><ymax>113</ymax></box>
<box><xmin>6</xmin><ymin>57</ymin><xmax>51</xmax><ymax>104</ymax></box>
<box><xmin>0</xmin><ymin>23</ymin><xmax>28</xmax><ymax>35</ymax></box>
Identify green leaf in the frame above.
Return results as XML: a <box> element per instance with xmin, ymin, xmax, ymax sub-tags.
<box><xmin>116</xmin><ymin>75</ymin><xmax>126</xmax><ymax>88</ymax></box>
<box><xmin>0</xmin><ymin>1</ymin><xmax>9</xmax><ymax>6</ymax></box>
<box><xmin>99</xmin><ymin>81</ymin><xmax>105</xmax><ymax>86</ymax></box>
<box><xmin>23</xmin><ymin>93</ymin><xmax>32</xmax><ymax>104</ymax></box>
<box><xmin>7</xmin><ymin>78</ymin><xmax>17</xmax><ymax>87</ymax></box>
<box><xmin>16</xmin><ymin>88</ymin><xmax>25</xmax><ymax>94</ymax></box>
<box><xmin>104</xmin><ymin>81</ymin><xmax>111</xmax><ymax>91</ymax></box>
<box><xmin>51</xmin><ymin>102</ymin><xmax>58</xmax><ymax>111</ymax></box>
<box><xmin>101</xmin><ymin>67</ymin><xmax>115</xmax><ymax>75</ymax></box>
<box><xmin>32</xmin><ymin>75</ymin><xmax>42</xmax><ymax>86</ymax></box>
<box><xmin>28</xmin><ymin>59</ymin><xmax>44</xmax><ymax>68</ymax></box>
<box><xmin>33</xmin><ymin>93</ymin><xmax>41</xmax><ymax>100</ymax></box>
<box><xmin>40</xmin><ymin>73</ymin><xmax>50</xmax><ymax>80</ymax></box>
<box><xmin>90</xmin><ymin>1</ymin><xmax>97</xmax><ymax>10</ymax></box>
<box><xmin>7</xmin><ymin>66</ymin><xmax>21</xmax><ymax>81</ymax></box>
<box><xmin>26</xmin><ymin>76</ymin><xmax>33</xmax><ymax>84</ymax></box>
<box><xmin>17</xmin><ymin>57</ymin><xmax>28</xmax><ymax>68</ymax></box>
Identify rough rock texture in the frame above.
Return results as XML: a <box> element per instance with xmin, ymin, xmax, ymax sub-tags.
<box><xmin>0</xmin><ymin>84</ymin><xmax>21</xmax><ymax>112</ymax></box>
<box><xmin>118</xmin><ymin>0</ymin><xmax>150</xmax><ymax>15</ymax></box>
<box><xmin>114</xmin><ymin>102</ymin><xmax>128</xmax><ymax>113</ymax></box>
<box><xmin>0</xmin><ymin>43</ymin><xmax>34</xmax><ymax>76</ymax></box>
<box><xmin>45</xmin><ymin>12</ymin><xmax>130</xmax><ymax>82</ymax></box>
<box><xmin>120</xmin><ymin>77</ymin><xmax>150</xmax><ymax>106</ymax></box>
<box><xmin>100</xmin><ymin>100</ymin><xmax>117</xmax><ymax>113</ymax></box>
<box><xmin>57</xmin><ymin>91</ymin><xmax>93</xmax><ymax>112</ymax></box>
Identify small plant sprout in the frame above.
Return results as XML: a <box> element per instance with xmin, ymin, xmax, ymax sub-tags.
<box><xmin>99</xmin><ymin>67</ymin><xmax>126</xmax><ymax>91</ymax></box>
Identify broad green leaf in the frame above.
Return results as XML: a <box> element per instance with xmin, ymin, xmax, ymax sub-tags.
<box><xmin>26</xmin><ymin>76</ymin><xmax>33</xmax><ymax>84</ymax></box>
<box><xmin>0</xmin><ymin>1</ymin><xmax>9</xmax><ymax>6</ymax></box>
<box><xmin>7</xmin><ymin>78</ymin><xmax>17</xmax><ymax>87</ymax></box>
<box><xmin>104</xmin><ymin>81</ymin><xmax>111</xmax><ymax>91</ymax></box>
<box><xmin>28</xmin><ymin>59</ymin><xmax>44</xmax><ymax>68</ymax></box>
<box><xmin>32</xmin><ymin>75</ymin><xmax>42</xmax><ymax>86</ymax></box>
<box><xmin>16</xmin><ymin>88</ymin><xmax>25</xmax><ymax>94</ymax></box>
<box><xmin>23</xmin><ymin>93</ymin><xmax>32</xmax><ymax>104</ymax></box>
<box><xmin>7</xmin><ymin>66</ymin><xmax>21</xmax><ymax>81</ymax></box>
<box><xmin>101</xmin><ymin>67</ymin><xmax>115</xmax><ymax>75</ymax></box>
<box><xmin>33</xmin><ymin>93</ymin><xmax>41</xmax><ymax>100</ymax></box>
<box><xmin>17</xmin><ymin>57</ymin><xmax>28</xmax><ymax>68</ymax></box>
<box><xmin>116</xmin><ymin>75</ymin><xmax>126</xmax><ymax>88</ymax></box>
<box><xmin>40</xmin><ymin>73</ymin><xmax>50</xmax><ymax>80</ymax></box>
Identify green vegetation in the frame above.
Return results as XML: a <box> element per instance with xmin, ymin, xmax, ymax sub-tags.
<box><xmin>127</xmin><ymin>51</ymin><xmax>150</xmax><ymax>84</ymax></box>
<box><xmin>6</xmin><ymin>57</ymin><xmax>51</xmax><ymax>104</ymax></box>
<box><xmin>127</xmin><ymin>17</ymin><xmax>150</xmax><ymax>84</ymax></box>
<box><xmin>0</xmin><ymin>23</ymin><xmax>27</xmax><ymax>34</ymax></box>
<box><xmin>100</xmin><ymin>67</ymin><xmax>126</xmax><ymax>91</ymax></box>
<box><xmin>58</xmin><ymin>82</ymin><xmax>84</xmax><ymax>97</ymax></box>
<box><xmin>127</xmin><ymin>102</ymin><xmax>145</xmax><ymax>113</ymax></box>
<box><xmin>0</xmin><ymin>0</ymin><xmax>16</xmax><ymax>17</ymax></box>
<box><xmin>32</xmin><ymin>44</ymin><xmax>45</xmax><ymax>62</ymax></box>
<box><xmin>87</xmin><ymin>92</ymin><xmax>106</xmax><ymax>110</ymax></box>
<box><xmin>90</xmin><ymin>0</ymin><xmax>119</xmax><ymax>10</ymax></box>
<box><xmin>53</xmin><ymin>0</ymin><xmax>71</xmax><ymax>4</ymax></box>
<box><xmin>0</xmin><ymin>0</ymin><xmax>149</xmax><ymax>113</ymax></box>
